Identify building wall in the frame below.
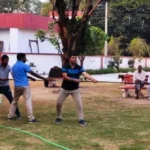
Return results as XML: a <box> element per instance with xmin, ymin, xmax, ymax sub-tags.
<box><xmin>3</xmin><ymin>54</ymin><xmax>150</xmax><ymax>77</ymax></box>
<box><xmin>18</xmin><ymin>29</ymin><xmax>58</xmax><ymax>53</ymax></box>
<box><xmin>0</xmin><ymin>28</ymin><xmax>59</xmax><ymax>53</ymax></box>
<box><xmin>7</xmin><ymin>54</ymin><xmax>62</xmax><ymax>75</ymax></box>
<box><xmin>83</xmin><ymin>56</ymin><xmax>101</xmax><ymax>70</ymax></box>
<box><xmin>0</xmin><ymin>29</ymin><xmax>10</xmax><ymax>52</ymax></box>
<box><xmin>9</xmin><ymin>28</ymin><xmax>19</xmax><ymax>52</ymax></box>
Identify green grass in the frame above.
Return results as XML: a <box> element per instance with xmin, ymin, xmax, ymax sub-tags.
<box><xmin>1</xmin><ymin>82</ymin><xmax>150</xmax><ymax>150</ymax></box>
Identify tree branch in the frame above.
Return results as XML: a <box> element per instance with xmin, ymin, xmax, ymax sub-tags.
<box><xmin>88</xmin><ymin>0</ymin><xmax>102</xmax><ymax>16</ymax></box>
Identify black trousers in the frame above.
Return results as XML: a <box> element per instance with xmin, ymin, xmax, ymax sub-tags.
<box><xmin>0</xmin><ymin>86</ymin><xmax>20</xmax><ymax>117</ymax></box>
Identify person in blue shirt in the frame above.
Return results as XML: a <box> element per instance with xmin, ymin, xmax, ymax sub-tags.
<box><xmin>8</xmin><ymin>53</ymin><xmax>49</xmax><ymax>123</ymax></box>
<box><xmin>55</xmin><ymin>55</ymin><xmax>98</xmax><ymax>126</ymax></box>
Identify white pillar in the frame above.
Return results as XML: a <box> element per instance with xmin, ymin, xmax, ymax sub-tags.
<box><xmin>10</xmin><ymin>28</ymin><xmax>19</xmax><ymax>53</ymax></box>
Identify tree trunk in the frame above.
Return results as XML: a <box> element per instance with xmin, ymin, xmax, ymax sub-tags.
<box><xmin>78</xmin><ymin>55</ymin><xmax>86</xmax><ymax>67</ymax></box>
<box><xmin>52</xmin><ymin>0</ymin><xmax>102</xmax><ymax>58</ymax></box>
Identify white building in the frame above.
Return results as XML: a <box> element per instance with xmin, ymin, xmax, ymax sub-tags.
<box><xmin>0</xmin><ymin>13</ymin><xmax>58</xmax><ymax>54</ymax></box>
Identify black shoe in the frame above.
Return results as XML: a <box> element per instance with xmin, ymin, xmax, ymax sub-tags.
<box><xmin>16</xmin><ymin>116</ymin><xmax>22</xmax><ymax>120</ymax></box>
<box><xmin>29</xmin><ymin>119</ymin><xmax>38</xmax><ymax>123</ymax></box>
<box><xmin>79</xmin><ymin>119</ymin><xmax>86</xmax><ymax>126</ymax></box>
<box><xmin>55</xmin><ymin>118</ymin><xmax>62</xmax><ymax>124</ymax></box>
<box><xmin>135</xmin><ymin>95</ymin><xmax>139</xmax><ymax>99</ymax></box>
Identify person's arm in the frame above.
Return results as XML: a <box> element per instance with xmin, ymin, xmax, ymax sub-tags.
<box><xmin>23</xmin><ymin>64</ymin><xmax>49</xmax><ymax>81</ymax></box>
<box><xmin>27</xmin><ymin>76</ymin><xmax>36</xmax><ymax>81</ymax></box>
<box><xmin>0</xmin><ymin>78</ymin><xmax>8</xmax><ymax>81</ymax></box>
<box><xmin>29</xmin><ymin>70</ymin><xmax>54</xmax><ymax>81</ymax></box>
<box><xmin>82</xmin><ymin>72</ymin><xmax>98</xmax><ymax>83</ymax></box>
<box><xmin>133</xmin><ymin>71</ymin><xmax>138</xmax><ymax>82</ymax></box>
<box><xmin>62</xmin><ymin>73</ymin><xmax>79</xmax><ymax>83</ymax></box>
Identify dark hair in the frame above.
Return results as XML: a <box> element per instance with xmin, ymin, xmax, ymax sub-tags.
<box><xmin>69</xmin><ymin>53</ymin><xmax>77</xmax><ymax>58</ymax></box>
<box><xmin>1</xmin><ymin>55</ymin><xmax>9</xmax><ymax>61</ymax></box>
<box><xmin>17</xmin><ymin>53</ymin><xmax>26</xmax><ymax>60</ymax></box>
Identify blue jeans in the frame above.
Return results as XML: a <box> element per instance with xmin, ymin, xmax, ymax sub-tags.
<box><xmin>135</xmin><ymin>81</ymin><xmax>144</xmax><ymax>95</ymax></box>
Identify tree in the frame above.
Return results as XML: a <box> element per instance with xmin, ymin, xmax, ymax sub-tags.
<box><xmin>0</xmin><ymin>0</ymin><xmax>18</xmax><ymax>13</ymax></box>
<box><xmin>40</xmin><ymin>2</ymin><xmax>53</xmax><ymax>16</ymax></box>
<box><xmin>90</xmin><ymin>0</ymin><xmax>150</xmax><ymax>54</ymax></box>
<box><xmin>18</xmin><ymin>0</ymin><xmax>42</xmax><ymax>14</ymax></box>
<box><xmin>36</xmin><ymin>22</ymin><xmax>107</xmax><ymax>66</ymax></box>
<box><xmin>109</xmin><ymin>0</ymin><xmax>150</xmax><ymax>43</ymax></box>
<box><xmin>0</xmin><ymin>0</ymin><xmax>42</xmax><ymax>14</ymax></box>
<box><xmin>78</xmin><ymin>25</ymin><xmax>107</xmax><ymax>66</ymax></box>
<box><xmin>127</xmin><ymin>37</ymin><xmax>150</xmax><ymax>58</ymax></box>
<box><xmin>107</xmin><ymin>36</ymin><xmax>122</xmax><ymax>71</ymax></box>
<box><xmin>48</xmin><ymin>0</ymin><xmax>103</xmax><ymax>62</ymax></box>
<box><xmin>90</xmin><ymin>1</ymin><xmax>105</xmax><ymax>30</ymax></box>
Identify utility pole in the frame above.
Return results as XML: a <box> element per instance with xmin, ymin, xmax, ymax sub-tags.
<box><xmin>104</xmin><ymin>0</ymin><xmax>108</xmax><ymax>57</ymax></box>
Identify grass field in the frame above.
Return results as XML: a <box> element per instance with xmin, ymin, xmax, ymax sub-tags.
<box><xmin>1</xmin><ymin>81</ymin><xmax>150</xmax><ymax>150</ymax></box>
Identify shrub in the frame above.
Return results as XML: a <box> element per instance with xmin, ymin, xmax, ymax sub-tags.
<box><xmin>86</xmin><ymin>67</ymin><xmax>117</xmax><ymax>74</ymax></box>
<box><xmin>128</xmin><ymin>59</ymin><xmax>135</xmax><ymax>68</ymax></box>
<box><xmin>86</xmin><ymin>67</ymin><xmax>150</xmax><ymax>74</ymax></box>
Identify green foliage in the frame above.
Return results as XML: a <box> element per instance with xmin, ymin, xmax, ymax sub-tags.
<box><xmin>36</xmin><ymin>22</ymin><xmax>106</xmax><ymax>57</ymax></box>
<box><xmin>40</xmin><ymin>2</ymin><xmax>53</xmax><ymax>16</ymax></box>
<box><xmin>109</xmin><ymin>0</ymin><xmax>150</xmax><ymax>42</ymax></box>
<box><xmin>143</xmin><ymin>67</ymin><xmax>150</xmax><ymax>72</ymax></box>
<box><xmin>35</xmin><ymin>30</ymin><xmax>46</xmax><ymax>42</ymax></box>
<box><xmin>86</xmin><ymin>67</ymin><xmax>118</xmax><ymax>74</ymax></box>
<box><xmin>128</xmin><ymin>59</ymin><xmax>135</xmax><ymax>68</ymax></box>
<box><xmin>128</xmin><ymin>37</ymin><xmax>150</xmax><ymax>57</ymax></box>
<box><xmin>85</xmin><ymin>67</ymin><xmax>150</xmax><ymax>74</ymax></box>
<box><xmin>119</xmin><ymin>67</ymin><xmax>150</xmax><ymax>73</ymax></box>
<box><xmin>119</xmin><ymin>68</ymin><xmax>135</xmax><ymax>73</ymax></box>
<box><xmin>80</xmin><ymin>26</ymin><xmax>107</xmax><ymax>55</ymax></box>
<box><xmin>36</xmin><ymin>22</ymin><xmax>62</xmax><ymax>54</ymax></box>
<box><xmin>0</xmin><ymin>0</ymin><xmax>42</xmax><ymax>14</ymax></box>
<box><xmin>91</xmin><ymin>0</ymin><xmax>150</xmax><ymax>56</ymax></box>
<box><xmin>107</xmin><ymin>36</ymin><xmax>119</xmax><ymax>55</ymax></box>
<box><xmin>0</xmin><ymin>0</ymin><xmax>18</xmax><ymax>13</ymax></box>
<box><xmin>107</xmin><ymin>36</ymin><xmax>122</xmax><ymax>71</ymax></box>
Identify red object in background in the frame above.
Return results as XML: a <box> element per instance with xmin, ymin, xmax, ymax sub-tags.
<box><xmin>0</xmin><ymin>13</ymin><xmax>54</xmax><ymax>30</ymax></box>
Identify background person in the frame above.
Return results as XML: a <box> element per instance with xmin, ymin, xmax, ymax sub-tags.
<box><xmin>0</xmin><ymin>55</ymin><xmax>21</xmax><ymax>118</ymax></box>
<box><xmin>134</xmin><ymin>65</ymin><xmax>145</xmax><ymax>99</ymax></box>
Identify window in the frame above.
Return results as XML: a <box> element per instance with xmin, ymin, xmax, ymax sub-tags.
<box><xmin>29</xmin><ymin>40</ymin><xmax>39</xmax><ymax>53</ymax></box>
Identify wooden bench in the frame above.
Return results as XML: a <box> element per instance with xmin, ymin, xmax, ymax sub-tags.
<box><xmin>118</xmin><ymin>74</ymin><xmax>149</xmax><ymax>98</ymax></box>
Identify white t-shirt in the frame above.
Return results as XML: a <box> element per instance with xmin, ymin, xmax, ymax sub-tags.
<box><xmin>133</xmin><ymin>70</ymin><xmax>145</xmax><ymax>82</ymax></box>
<box><xmin>0</xmin><ymin>65</ymin><xmax>12</xmax><ymax>86</ymax></box>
